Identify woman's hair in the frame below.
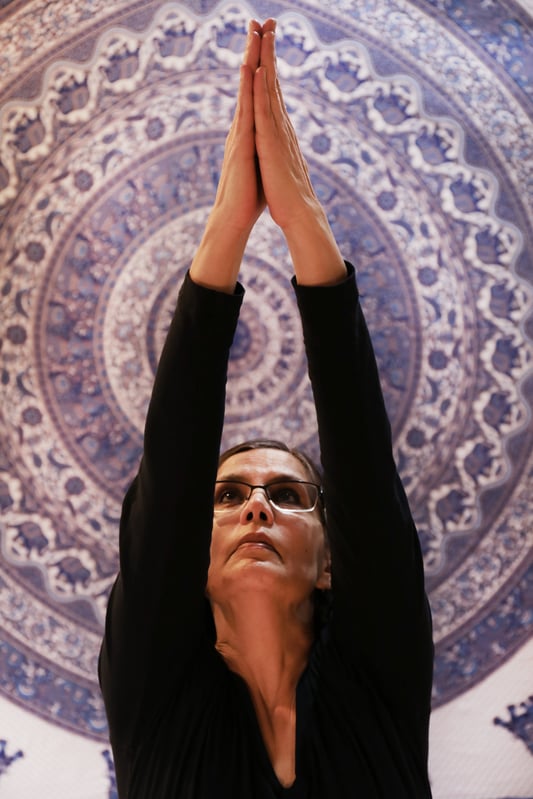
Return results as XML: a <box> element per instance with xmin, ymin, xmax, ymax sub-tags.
<box><xmin>218</xmin><ymin>438</ymin><xmax>332</xmax><ymax>631</ymax></box>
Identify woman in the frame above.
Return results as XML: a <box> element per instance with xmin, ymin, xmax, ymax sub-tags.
<box><xmin>99</xmin><ymin>19</ymin><xmax>434</xmax><ymax>798</ymax></box>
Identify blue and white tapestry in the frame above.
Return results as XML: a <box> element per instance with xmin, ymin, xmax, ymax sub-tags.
<box><xmin>0</xmin><ymin>0</ymin><xmax>532</xmax><ymax>796</ymax></box>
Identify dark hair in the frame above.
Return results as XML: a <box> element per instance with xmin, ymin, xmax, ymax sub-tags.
<box><xmin>218</xmin><ymin>438</ymin><xmax>332</xmax><ymax>632</ymax></box>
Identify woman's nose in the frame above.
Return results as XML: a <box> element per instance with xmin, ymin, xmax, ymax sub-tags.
<box><xmin>240</xmin><ymin>487</ymin><xmax>274</xmax><ymax>523</ymax></box>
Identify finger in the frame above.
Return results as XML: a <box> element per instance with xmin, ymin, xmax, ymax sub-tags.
<box><xmin>259</xmin><ymin>28</ymin><xmax>285</xmax><ymax>109</ymax></box>
<box><xmin>253</xmin><ymin>65</ymin><xmax>273</xmax><ymax>132</ymax></box>
<box><xmin>262</xmin><ymin>18</ymin><xmax>277</xmax><ymax>34</ymax></box>
<box><xmin>259</xmin><ymin>27</ymin><xmax>276</xmax><ymax>71</ymax></box>
<box><xmin>236</xmin><ymin>64</ymin><xmax>254</xmax><ymax>131</ymax></box>
<box><xmin>258</xmin><ymin>30</ymin><xmax>290</xmax><ymax>130</ymax></box>
<box><xmin>243</xmin><ymin>21</ymin><xmax>261</xmax><ymax>70</ymax></box>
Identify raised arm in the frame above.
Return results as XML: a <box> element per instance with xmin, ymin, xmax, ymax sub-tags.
<box><xmin>254</xmin><ymin>24</ymin><xmax>433</xmax><ymax>718</ymax></box>
<box><xmin>99</xmin><ymin>22</ymin><xmax>267</xmax><ymax>744</ymax></box>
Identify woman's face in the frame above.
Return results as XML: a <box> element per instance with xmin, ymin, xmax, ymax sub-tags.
<box><xmin>206</xmin><ymin>448</ymin><xmax>330</xmax><ymax>607</ymax></box>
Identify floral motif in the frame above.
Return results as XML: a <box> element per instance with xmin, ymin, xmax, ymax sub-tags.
<box><xmin>0</xmin><ymin>0</ymin><xmax>531</xmax><ymax>740</ymax></box>
<box><xmin>495</xmin><ymin>693</ymin><xmax>533</xmax><ymax>755</ymax></box>
<box><xmin>0</xmin><ymin>739</ymin><xmax>23</xmax><ymax>777</ymax></box>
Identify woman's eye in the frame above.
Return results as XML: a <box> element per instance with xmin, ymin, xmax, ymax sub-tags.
<box><xmin>215</xmin><ymin>485</ymin><xmax>244</xmax><ymax>505</ymax></box>
<box><xmin>223</xmin><ymin>491</ymin><xmax>239</xmax><ymax>504</ymax></box>
<box><xmin>271</xmin><ymin>486</ymin><xmax>302</xmax><ymax>507</ymax></box>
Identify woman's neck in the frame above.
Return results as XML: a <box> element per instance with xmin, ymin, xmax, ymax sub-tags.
<box><xmin>211</xmin><ymin>593</ymin><xmax>314</xmax><ymax>708</ymax></box>
<box><xmin>212</xmin><ymin>593</ymin><xmax>315</xmax><ymax>788</ymax></box>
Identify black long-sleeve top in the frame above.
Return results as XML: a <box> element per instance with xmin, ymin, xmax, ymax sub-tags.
<box><xmin>99</xmin><ymin>264</ymin><xmax>434</xmax><ymax>798</ymax></box>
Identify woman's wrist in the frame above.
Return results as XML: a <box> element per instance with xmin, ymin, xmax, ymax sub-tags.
<box><xmin>282</xmin><ymin>206</ymin><xmax>348</xmax><ymax>286</ymax></box>
<box><xmin>189</xmin><ymin>210</ymin><xmax>252</xmax><ymax>294</ymax></box>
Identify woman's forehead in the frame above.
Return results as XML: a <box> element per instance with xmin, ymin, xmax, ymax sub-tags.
<box><xmin>217</xmin><ymin>448</ymin><xmax>311</xmax><ymax>482</ymax></box>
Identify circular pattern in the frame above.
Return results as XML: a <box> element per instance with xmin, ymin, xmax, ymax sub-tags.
<box><xmin>229</xmin><ymin>312</ymin><xmax>265</xmax><ymax>371</ymax></box>
<box><xmin>0</xmin><ymin>0</ymin><xmax>531</xmax><ymax>737</ymax></box>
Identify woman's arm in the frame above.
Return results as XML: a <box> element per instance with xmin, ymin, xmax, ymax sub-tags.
<box><xmin>295</xmin><ymin>269</ymin><xmax>433</xmax><ymax>764</ymax></box>
<box><xmin>254</xmin><ymin>23</ymin><xmax>432</xmax><ymax>720</ymax></box>
<box><xmin>99</xmin><ymin>273</ymin><xmax>243</xmax><ymax>743</ymax></box>
<box><xmin>99</xmin><ymin>22</ymin><xmax>267</xmax><ymax>745</ymax></box>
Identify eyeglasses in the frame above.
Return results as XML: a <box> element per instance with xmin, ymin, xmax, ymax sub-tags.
<box><xmin>213</xmin><ymin>480</ymin><xmax>322</xmax><ymax>514</ymax></box>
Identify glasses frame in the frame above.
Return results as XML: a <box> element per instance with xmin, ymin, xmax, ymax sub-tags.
<box><xmin>213</xmin><ymin>479</ymin><xmax>323</xmax><ymax>514</ymax></box>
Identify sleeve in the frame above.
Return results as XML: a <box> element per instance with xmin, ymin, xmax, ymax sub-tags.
<box><xmin>293</xmin><ymin>263</ymin><xmax>433</xmax><ymax>724</ymax></box>
<box><xmin>99</xmin><ymin>271</ymin><xmax>243</xmax><ymax>744</ymax></box>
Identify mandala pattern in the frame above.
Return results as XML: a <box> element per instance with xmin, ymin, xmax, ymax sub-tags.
<box><xmin>0</xmin><ymin>0</ymin><xmax>532</xmax><ymax>738</ymax></box>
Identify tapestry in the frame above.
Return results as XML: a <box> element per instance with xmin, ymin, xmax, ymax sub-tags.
<box><xmin>0</xmin><ymin>0</ymin><xmax>532</xmax><ymax>796</ymax></box>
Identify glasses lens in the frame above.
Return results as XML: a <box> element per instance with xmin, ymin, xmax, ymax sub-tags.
<box><xmin>213</xmin><ymin>481</ymin><xmax>319</xmax><ymax>513</ymax></box>
<box><xmin>267</xmin><ymin>481</ymin><xmax>318</xmax><ymax>511</ymax></box>
<box><xmin>214</xmin><ymin>482</ymin><xmax>250</xmax><ymax>510</ymax></box>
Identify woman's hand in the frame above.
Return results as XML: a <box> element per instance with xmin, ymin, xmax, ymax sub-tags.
<box><xmin>211</xmin><ymin>19</ymin><xmax>266</xmax><ymax>235</ymax></box>
<box><xmin>189</xmin><ymin>21</ymin><xmax>266</xmax><ymax>292</ymax></box>
<box><xmin>253</xmin><ymin>24</ymin><xmax>317</xmax><ymax>232</ymax></box>
<box><xmin>190</xmin><ymin>18</ymin><xmax>347</xmax><ymax>292</ymax></box>
<box><xmin>253</xmin><ymin>23</ymin><xmax>347</xmax><ymax>285</ymax></box>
